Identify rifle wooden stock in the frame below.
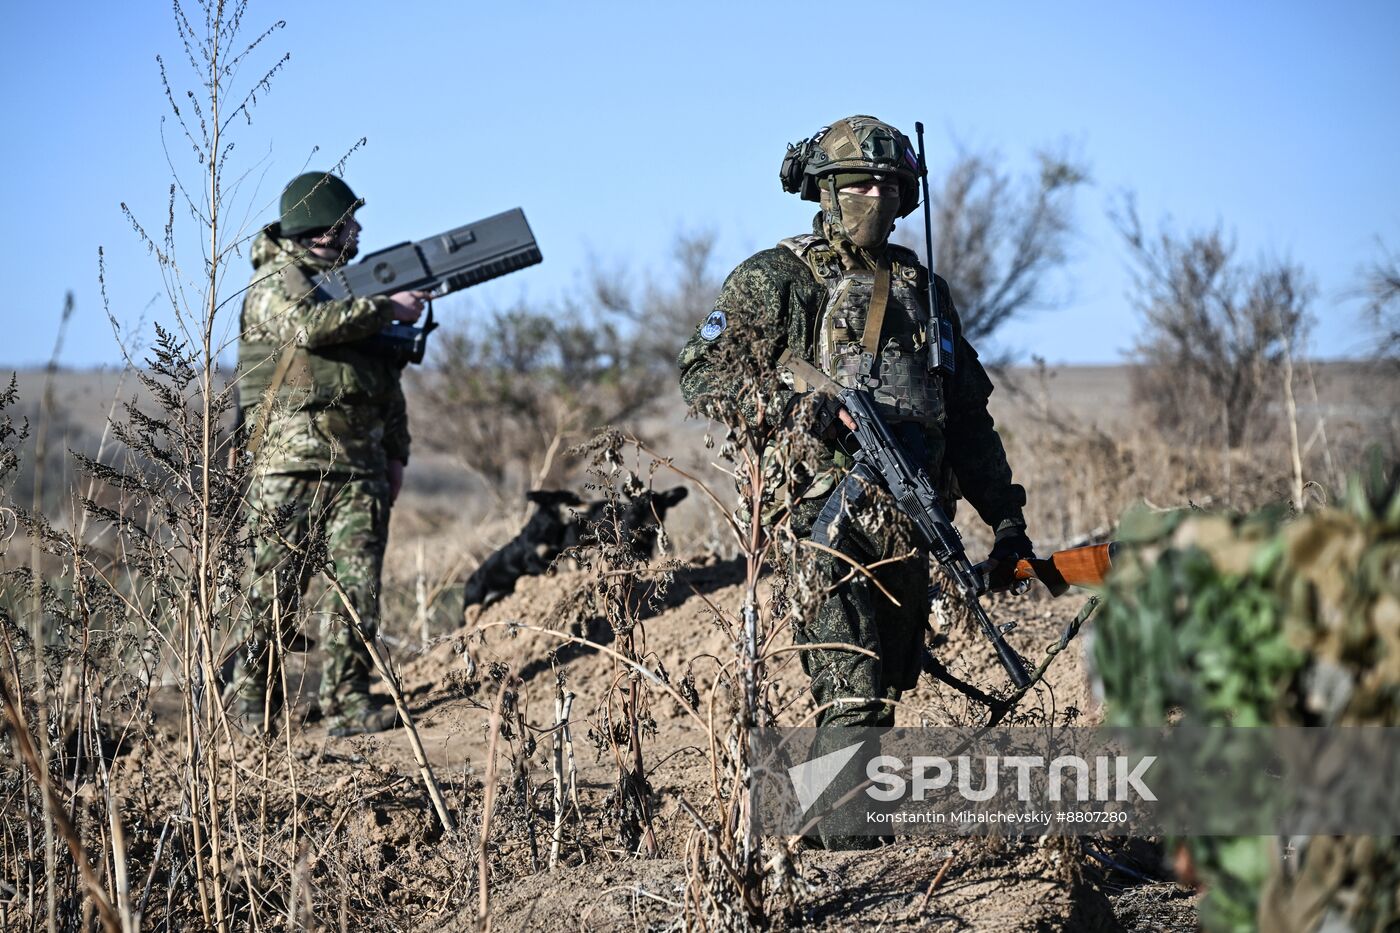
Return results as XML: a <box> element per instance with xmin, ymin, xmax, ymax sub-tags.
<box><xmin>1014</xmin><ymin>543</ymin><xmax>1118</xmax><ymax>596</ymax></box>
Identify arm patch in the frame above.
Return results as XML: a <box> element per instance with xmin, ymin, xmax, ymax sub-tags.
<box><xmin>699</xmin><ymin>309</ymin><xmax>727</xmax><ymax>341</ymax></box>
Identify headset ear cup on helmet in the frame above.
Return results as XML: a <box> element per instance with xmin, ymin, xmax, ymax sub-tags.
<box><xmin>779</xmin><ymin>140</ymin><xmax>808</xmax><ymax>194</ymax></box>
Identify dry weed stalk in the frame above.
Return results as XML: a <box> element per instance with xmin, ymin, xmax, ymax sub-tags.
<box><xmin>556</xmin><ymin>437</ymin><xmax>683</xmax><ymax>861</ymax></box>
<box><xmin>477</xmin><ymin>672</ymin><xmax>512</xmax><ymax>928</ymax></box>
<box><xmin>0</xmin><ymin>3</ymin><xmax>473</xmax><ymax>929</ymax></box>
<box><xmin>1282</xmin><ymin>336</ymin><xmax>1306</xmax><ymax>510</ymax></box>
<box><xmin>322</xmin><ymin>571</ymin><xmax>456</xmax><ymax>834</ymax></box>
<box><xmin>0</xmin><ymin>672</ymin><xmax>120</xmax><ymax>932</ymax></box>
<box><xmin>640</xmin><ymin>307</ymin><xmax>827</xmax><ymax>925</ymax></box>
<box><xmin>548</xmin><ymin>682</ymin><xmax>577</xmax><ymax>868</ymax></box>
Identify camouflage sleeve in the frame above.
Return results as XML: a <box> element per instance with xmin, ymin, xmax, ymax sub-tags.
<box><xmin>297</xmin><ymin>294</ymin><xmax>395</xmax><ymax>349</ymax></box>
<box><xmin>382</xmin><ymin>370</ymin><xmax>410</xmax><ymax>465</ymax></box>
<box><xmin>678</xmin><ymin>249</ymin><xmax>807</xmax><ymax>428</ymax></box>
<box><xmin>243</xmin><ymin>265</ymin><xmax>394</xmax><ymax>349</ymax></box>
<box><xmin>938</xmin><ymin>276</ymin><xmax>1028</xmax><ymax>536</ymax></box>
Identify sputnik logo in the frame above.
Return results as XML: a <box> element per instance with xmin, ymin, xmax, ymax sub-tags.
<box><xmin>787</xmin><ymin>741</ymin><xmax>864</xmax><ymax>814</ymax></box>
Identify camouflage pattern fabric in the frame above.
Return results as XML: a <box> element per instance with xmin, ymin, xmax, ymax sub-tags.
<box><xmin>678</xmin><ymin>218</ymin><xmax>1026</xmax><ymax>535</ymax></box>
<box><xmin>231</xmin><ymin>223</ymin><xmax>409</xmax><ymax>732</ymax></box>
<box><xmin>229</xmin><ymin>472</ymin><xmax>389</xmax><ymax>723</ymax></box>
<box><xmin>1094</xmin><ymin>462</ymin><xmax>1400</xmax><ymax>933</ymax></box>
<box><xmin>678</xmin><ymin>220</ymin><xmax>1028</xmax><ymax>848</ymax></box>
<box><xmin>238</xmin><ymin>227</ymin><xmax>411</xmax><ymax>476</ymax></box>
<box><xmin>790</xmin><ymin>493</ymin><xmax>926</xmax><ymax>730</ymax></box>
<box><xmin>788</xmin><ymin>233</ymin><xmax>946</xmax><ymax>427</ymax></box>
<box><xmin>787</xmin><ymin>489</ymin><xmax>927</xmax><ymax>850</ymax></box>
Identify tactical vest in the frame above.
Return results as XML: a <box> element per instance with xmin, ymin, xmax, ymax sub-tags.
<box><xmin>779</xmin><ymin>234</ymin><xmax>946</xmax><ymax>427</ymax></box>
<box><xmin>237</xmin><ymin>264</ymin><xmax>391</xmax><ymax>412</ymax></box>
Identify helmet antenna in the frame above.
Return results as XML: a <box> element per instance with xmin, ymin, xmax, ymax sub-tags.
<box><xmin>915</xmin><ymin>121</ymin><xmax>955</xmax><ymax>375</ymax></box>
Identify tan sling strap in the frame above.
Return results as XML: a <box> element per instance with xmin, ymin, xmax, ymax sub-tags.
<box><xmin>243</xmin><ymin>342</ymin><xmax>300</xmax><ymax>458</ymax></box>
<box><xmin>243</xmin><ymin>261</ymin><xmax>322</xmax><ymax>459</ymax></box>
<box><xmin>778</xmin><ymin>348</ymin><xmax>839</xmax><ymax>395</ymax></box>
<box><xmin>857</xmin><ymin>256</ymin><xmax>893</xmax><ymax>377</ymax></box>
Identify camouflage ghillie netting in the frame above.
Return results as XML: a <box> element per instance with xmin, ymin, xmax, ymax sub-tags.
<box><xmin>1094</xmin><ymin>459</ymin><xmax>1400</xmax><ymax>933</ymax></box>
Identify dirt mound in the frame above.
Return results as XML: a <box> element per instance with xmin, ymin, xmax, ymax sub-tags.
<box><xmin>359</xmin><ymin>555</ymin><xmax>1188</xmax><ymax>930</ymax></box>
<box><xmin>100</xmin><ymin>553</ymin><xmax>1191</xmax><ymax>930</ymax></box>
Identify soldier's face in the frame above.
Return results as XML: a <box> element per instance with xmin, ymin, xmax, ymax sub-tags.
<box><xmin>312</xmin><ymin>215</ymin><xmax>361</xmax><ymax>261</ymax></box>
<box><xmin>336</xmin><ymin>216</ymin><xmax>362</xmax><ymax>254</ymax></box>
<box><xmin>841</xmin><ymin>178</ymin><xmax>901</xmax><ymax>200</ymax></box>
<box><xmin>833</xmin><ymin>177</ymin><xmax>902</xmax><ymax>249</ymax></box>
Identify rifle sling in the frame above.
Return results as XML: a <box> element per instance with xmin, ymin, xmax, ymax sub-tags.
<box><xmin>244</xmin><ymin>262</ymin><xmax>321</xmax><ymax>459</ymax></box>
<box><xmin>243</xmin><ymin>342</ymin><xmax>299</xmax><ymax>458</ymax></box>
<box><xmin>859</xmin><ymin>258</ymin><xmax>893</xmax><ymax>370</ymax></box>
<box><xmin>777</xmin><ymin>349</ymin><xmax>829</xmax><ymax>394</ymax></box>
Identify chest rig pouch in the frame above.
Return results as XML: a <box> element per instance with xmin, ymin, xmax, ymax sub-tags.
<box><xmin>780</xmin><ymin>234</ymin><xmax>947</xmax><ymax>427</ymax></box>
<box><xmin>239</xmin><ymin>262</ymin><xmax>400</xmax><ymax>456</ymax></box>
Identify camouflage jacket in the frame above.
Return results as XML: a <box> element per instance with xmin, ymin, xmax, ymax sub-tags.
<box><xmin>677</xmin><ymin>229</ymin><xmax>1027</xmax><ymax>536</ymax></box>
<box><xmin>237</xmin><ymin>227</ymin><xmax>410</xmax><ymax>477</ymax></box>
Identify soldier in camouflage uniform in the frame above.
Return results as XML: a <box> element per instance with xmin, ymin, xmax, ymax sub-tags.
<box><xmin>229</xmin><ymin>171</ymin><xmax>424</xmax><ymax>736</ymax></box>
<box><xmin>677</xmin><ymin>117</ymin><xmax>1033</xmax><ymax>844</ymax></box>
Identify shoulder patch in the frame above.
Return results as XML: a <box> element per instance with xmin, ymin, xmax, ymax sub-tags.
<box><xmin>777</xmin><ymin>233</ymin><xmax>825</xmax><ymax>258</ymax></box>
<box><xmin>699</xmin><ymin>309</ymin><xmax>727</xmax><ymax>341</ymax></box>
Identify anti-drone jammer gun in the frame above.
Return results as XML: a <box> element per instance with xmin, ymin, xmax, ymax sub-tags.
<box><xmin>315</xmin><ymin>207</ymin><xmax>542</xmax><ymax>365</ymax></box>
<box><xmin>779</xmin><ymin>350</ymin><xmax>1033</xmax><ymax>690</ymax></box>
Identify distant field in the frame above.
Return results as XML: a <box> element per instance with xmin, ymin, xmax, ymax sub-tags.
<box><xmin>9</xmin><ymin>359</ymin><xmax>1386</xmax><ymax>434</ymax></box>
<box><xmin>7</xmin><ymin>359</ymin><xmax>1393</xmax><ymax>505</ymax></box>
<box><xmin>10</xmin><ymin>359</ymin><xmax>1393</xmax><ymax>556</ymax></box>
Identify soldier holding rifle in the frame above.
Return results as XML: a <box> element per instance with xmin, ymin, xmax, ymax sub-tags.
<box><xmin>678</xmin><ymin>116</ymin><xmax>1035</xmax><ymax>845</ymax></box>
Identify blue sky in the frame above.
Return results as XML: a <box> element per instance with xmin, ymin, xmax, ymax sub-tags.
<box><xmin>3</xmin><ymin>0</ymin><xmax>1398</xmax><ymax>367</ymax></box>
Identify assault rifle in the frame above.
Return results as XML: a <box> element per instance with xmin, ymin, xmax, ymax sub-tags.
<box><xmin>315</xmin><ymin>207</ymin><xmax>542</xmax><ymax>365</ymax></box>
<box><xmin>778</xmin><ymin>350</ymin><xmax>1032</xmax><ymax>690</ymax></box>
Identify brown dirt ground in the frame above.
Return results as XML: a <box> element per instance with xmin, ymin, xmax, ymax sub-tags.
<box><xmin>196</xmin><ymin>554</ymin><xmax>1200</xmax><ymax>932</ymax></box>
<box><xmin>14</xmin><ymin>360</ymin><xmax>1253</xmax><ymax>929</ymax></box>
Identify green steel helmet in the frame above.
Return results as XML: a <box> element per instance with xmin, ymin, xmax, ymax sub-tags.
<box><xmin>779</xmin><ymin>115</ymin><xmax>922</xmax><ymax>218</ymax></box>
<box><xmin>278</xmin><ymin>171</ymin><xmax>364</xmax><ymax>238</ymax></box>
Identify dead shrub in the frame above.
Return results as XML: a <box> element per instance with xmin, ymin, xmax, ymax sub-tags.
<box><xmin>1114</xmin><ymin>196</ymin><xmax>1312</xmax><ymax>451</ymax></box>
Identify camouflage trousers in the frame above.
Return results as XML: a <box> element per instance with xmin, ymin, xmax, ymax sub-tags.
<box><xmin>790</xmin><ymin>493</ymin><xmax>927</xmax><ymax>730</ymax></box>
<box><xmin>788</xmin><ymin>491</ymin><xmax>927</xmax><ymax>849</ymax></box>
<box><xmin>230</xmin><ymin>470</ymin><xmax>390</xmax><ymax>714</ymax></box>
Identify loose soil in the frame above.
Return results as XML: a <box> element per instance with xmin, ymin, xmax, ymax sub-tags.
<box><xmin>116</xmin><ymin>555</ymin><xmax>1200</xmax><ymax>931</ymax></box>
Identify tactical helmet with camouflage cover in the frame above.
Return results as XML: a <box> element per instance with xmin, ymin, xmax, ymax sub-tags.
<box><xmin>278</xmin><ymin>171</ymin><xmax>364</xmax><ymax>238</ymax></box>
<box><xmin>780</xmin><ymin>115</ymin><xmax>922</xmax><ymax>218</ymax></box>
